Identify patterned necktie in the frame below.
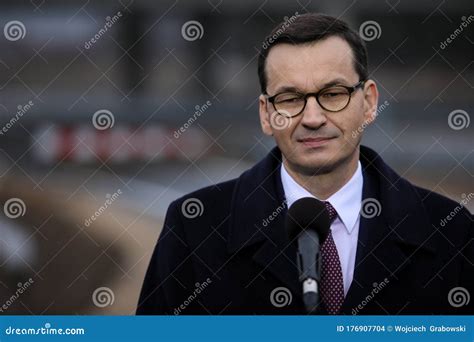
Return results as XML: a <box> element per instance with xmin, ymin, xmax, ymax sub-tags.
<box><xmin>320</xmin><ymin>201</ymin><xmax>344</xmax><ymax>314</ymax></box>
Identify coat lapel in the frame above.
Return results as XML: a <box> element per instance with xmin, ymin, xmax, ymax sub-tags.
<box><xmin>226</xmin><ymin>147</ymin><xmax>303</xmax><ymax>302</ymax></box>
<box><xmin>341</xmin><ymin>146</ymin><xmax>437</xmax><ymax>314</ymax></box>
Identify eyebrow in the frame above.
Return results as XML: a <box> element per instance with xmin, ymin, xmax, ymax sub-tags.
<box><xmin>272</xmin><ymin>78</ymin><xmax>351</xmax><ymax>94</ymax></box>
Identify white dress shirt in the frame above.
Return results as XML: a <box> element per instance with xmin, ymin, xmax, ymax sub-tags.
<box><xmin>280</xmin><ymin>161</ymin><xmax>363</xmax><ymax>296</ymax></box>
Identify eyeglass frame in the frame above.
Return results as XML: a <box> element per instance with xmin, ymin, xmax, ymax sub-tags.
<box><xmin>265</xmin><ymin>80</ymin><xmax>366</xmax><ymax>118</ymax></box>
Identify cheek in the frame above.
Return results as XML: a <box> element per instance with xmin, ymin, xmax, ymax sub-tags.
<box><xmin>272</xmin><ymin>123</ymin><xmax>300</xmax><ymax>152</ymax></box>
<box><xmin>268</xmin><ymin>112</ymin><xmax>293</xmax><ymax>130</ymax></box>
<box><xmin>271</xmin><ymin>116</ymin><xmax>299</xmax><ymax>138</ymax></box>
<box><xmin>339</xmin><ymin>111</ymin><xmax>366</xmax><ymax>136</ymax></box>
<box><xmin>273</xmin><ymin>129</ymin><xmax>292</xmax><ymax>146</ymax></box>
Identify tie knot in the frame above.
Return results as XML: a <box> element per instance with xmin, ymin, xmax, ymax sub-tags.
<box><xmin>324</xmin><ymin>201</ymin><xmax>338</xmax><ymax>223</ymax></box>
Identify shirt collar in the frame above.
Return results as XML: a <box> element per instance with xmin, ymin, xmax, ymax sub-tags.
<box><xmin>280</xmin><ymin>160</ymin><xmax>363</xmax><ymax>234</ymax></box>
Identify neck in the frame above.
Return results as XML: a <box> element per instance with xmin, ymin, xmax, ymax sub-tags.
<box><xmin>282</xmin><ymin>150</ymin><xmax>360</xmax><ymax>200</ymax></box>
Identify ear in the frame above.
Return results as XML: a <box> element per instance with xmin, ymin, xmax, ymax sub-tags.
<box><xmin>362</xmin><ymin>79</ymin><xmax>379</xmax><ymax>126</ymax></box>
<box><xmin>259</xmin><ymin>94</ymin><xmax>273</xmax><ymax>136</ymax></box>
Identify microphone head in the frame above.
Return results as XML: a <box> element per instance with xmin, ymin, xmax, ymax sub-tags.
<box><xmin>286</xmin><ymin>197</ymin><xmax>331</xmax><ymax>242</ymax></box>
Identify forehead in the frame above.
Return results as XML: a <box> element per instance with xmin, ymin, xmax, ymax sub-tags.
<box><xmin>265</xmin><ymin>36</ymin><xmax>358</xmax><ymax>93</ymax></box>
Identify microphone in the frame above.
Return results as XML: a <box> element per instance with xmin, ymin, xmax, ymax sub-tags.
<box><xmin>286</xmin><ymin>197</ymin><xmax>331</xmax><ymax>313</ymax></box>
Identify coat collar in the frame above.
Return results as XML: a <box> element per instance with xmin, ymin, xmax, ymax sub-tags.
<box><xmin>226</xmin><ymin>145</ymin><xmax>437</xmax><ymax>310</ymax></box>
<box><xmin>227</xmin><ymin>146</ymin><xmax>287</xmax><ymax>253</ymax></box>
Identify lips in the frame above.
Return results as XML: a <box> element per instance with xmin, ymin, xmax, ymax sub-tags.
<box><xmin>297</xmin><ymin>137</ymin><xmax>334</xmax><ymax>143</ymax></box>
<box><xmin>297</xmin><ymin>136</ymin><xmax>335</xmax><ymax>147</ymax></box>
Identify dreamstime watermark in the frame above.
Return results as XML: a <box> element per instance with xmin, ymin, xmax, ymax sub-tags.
<box><xmin>84</xmin><ymin>11</ymin><xmax>123</xmax><ymax>50</ymax></box>
<box><xmin>360</xmin><ymin>198</ymin><xmax>382</xmax><ymax>219</ymax></box>
<box><xmin>270</xmin><ymin>287</ymin><xmax>292</xmax><ymax>307</ymax></box>
<box><xmin>5</xmin><ymin>323</ymin><xmax>85</xmax><ymax>336</ymax></box>
<box><xmin>447</xmin><ymin>109</ymin><xmax>470</xmax><ymax>130</ymax></box>
<box><xmin>92</xmin><ymin>287</ymin><xmax>115</xmax><ymax>307</ymax></box>
<box><xmin>173</xmin><ymin>278</ymin><xmax>213</xmax><ymax>315</ymax></box>
<box><xmin>0</xmin><ymin>100</ymin><xmax>34</xmax><ymax>136</ymax></box>
<box><xmin>439</xmin><ymin>192</ymin><xmax>473</xmax><ymax>227</ymax></box>
<box><xmin>84</xmin><ymin>190</ymin><xmax>122</xmax><ymax>227</ymax></box>
<box><xmin>351</xmin><ymin>278</ymin><xmax>390</xmax><ymax>315</ymax></box>
<box><xmin>0</xmin><ymin>278</ymin><xmax>34</xmax><ymax>313</ymax></box>
<box><xmin>352</xmin><ymin>100</ymin><xmax>389</xmax><ymax>138</ymax></box>
<box><xmin>359</xmin><ymin>20</ymin><xmax>382</xmax><ymax>41</ymax></box>
<box><xmin>174</xmin><ymin>100</ymin><xmax>212</xmax><ymax>138</ymax></box>
<box><xmin>262</xmin><ymin>200</ymin><xmax>287</xmax><ymax>228</ymax></box>
<box><xmin>4</xmin><ymin>20</ymin><xmax>26</xmax><ymax>41</ymax></box>
<box><xmin>92</xmin><ymin>109</ymin><xmax>115</xmax><ymax>130</ymax></box>
<box><xmin>181</xmin><ymin>20</ymin><xmax>204</xmax><ymax>41</ymax></box>
<box><xmin>181</xmin><ymin>198</ymin><xmax>204</xmax><ymax>219</ymax></box>
<box><xmin>262</xmin><ymin>12</ymin><xmax>300</xmax><ymax>49</ymax></box>
<box><xmin>3</xmin><ymin>198</ymin><xmax>26</xmax><ymax>219</ymax></box>
<box><xmin>440</xmin><ymin>15</ymin><xmax>474</xmax><ymax>50</ymax></box>
<box><xmin>269</xmin><ymin>110</ymin><xmax>293</xmax><ymax>130</ymax></box>
<box><xmin>448</xmin><ymin>287</ymin><xmax>470</xmax><ymax>308</ymax></box>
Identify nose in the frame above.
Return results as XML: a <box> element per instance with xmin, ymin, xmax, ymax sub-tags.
<box><xmin>299</xmin><ymin>95</ymin><xmax>327</xmax><ymax>129</ymax></box>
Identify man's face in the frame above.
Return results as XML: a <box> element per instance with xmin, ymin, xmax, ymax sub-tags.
<box><xmin>259</xmin><ymin>36</ymin><xmax>378</xmax><ymax>175</ymax></box>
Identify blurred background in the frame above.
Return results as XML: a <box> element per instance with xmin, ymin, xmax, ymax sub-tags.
<box><xmin>0</xmin><ymin>0</ymin><xmax>472</xmax><ymax>314</ymax></box>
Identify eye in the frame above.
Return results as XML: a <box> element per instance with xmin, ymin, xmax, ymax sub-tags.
<box><xmin>320</xmin><ymin>87</ymin><xmax>348</xmax><ymax>99</ymax></box>
<box><xmin>321</xmin><ymin>91</ymin><xmax>346</xmax><ymax>98</ymax></box>
<box><xmin>275</xmin><ymin>93</ymin><xmax>303</xmax><ymax>104</ymax></box>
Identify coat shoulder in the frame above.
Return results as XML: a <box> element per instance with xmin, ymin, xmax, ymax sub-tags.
<box><xmin>412</xmin><ymin>184</ymin><xmax>472</xmax><ymax>215</ymax></box>
<box><xmin>411</xmin><ymin>184</ymin><xmax>473</xmax><ymax>232</ymax></box>
<box><xmin>171</xmin><ymin>177</ymin><xmax>238</xmax><ymax>209</ymax></box>
<box><xmin>165</xmin><ymin>177</ymin><xmax>240</xmax><ymax>246</ymax></box>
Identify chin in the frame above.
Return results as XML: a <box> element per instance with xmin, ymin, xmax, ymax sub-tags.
<box><xmin>290</xmin><ymin>157</ymin><xmax>341</xmax><ymax>176</ymax></box>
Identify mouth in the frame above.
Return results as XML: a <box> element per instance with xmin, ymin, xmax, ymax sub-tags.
<box><xmin>297</xmin><ymin>137</ymin><xmax>336</xmax><ymax>147</ymax></box>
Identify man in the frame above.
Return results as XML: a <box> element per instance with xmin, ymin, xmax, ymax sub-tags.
<box><xmin>137</xmin><ymin>13</ymin><xmax>473</xmax><ymax>315</ymax></box>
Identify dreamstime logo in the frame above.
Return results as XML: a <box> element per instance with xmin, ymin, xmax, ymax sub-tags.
<box><xmin>84</xmin><ymin>11</ymin><xmax>123</xmax><ymax>50</ymax></box>
<box><xmin>359</xmin><ymin>21</ymin><xmax>382</xmax><ymax>41</ymax></box>
<box><xmin>92</xmin><ymin>287</ymin><xmax>115</xmax><ymax>308</ymax></box>
<box><xmin>181</xmin><ymin>20</ymin><xmax>204</xmax><ymax>41</ymax></box>
<box><xmin>0</xmin><ymin>100</ymin><xmax>34</xmax><ymax>136</ymax></box>
<box><xmin>4</xmin><ymin>21</ymin><xmax>26</xmax><ymax>41</ymax></box>
<box><xmin>352</xmin><ymin>100</ymin><xmax>389</xmax><ymax>139</ymax></box>
<box><xmin>448</xmin><ymin>109</ymin><xmax>470</xmax><ymax>130</ymax></box>
<box><xmin>262</xmin><ymin>12</ymin><xmax>300</xmax><ymax>49</ymax></box>
<box><xmin>270</xmin><ymin>287</ymin><xmax>292</xmax><ymax>307</ymax></box>
<box><xmin>440</xmin><ymin>15</ymin><xmax>474</xmax><ymax>50</ymax></box>
<box><xmin>360</xmin><ymin>198</ymin><xmax>382</xmax><ymax>218</ymax></box>
<box><xmin>352</xmin><ymin>278</ymin><xmax>390</xmax><ymax>315</ymax></box>
<box><xmin>5</xmin><ymin>322</ymin><xmax>84</xmax><ymax>335</ymax></box>
<box><xmin>181</xmin><ymin>198</ymin><xmax>204</xmax><ymax>219</ymax></box>
<box><xmin>173</xmin><ymin>278</ymin><xmax>213</xmax><ymax>315</ymax></box>
<box><xmin>0</xmin><ymin>278</ymin><xmax>34</xmax><ymax>313</ymax></box>
<box><xmin>84</xmin><ymin>189</ymin><xmax>122</xmax><ymax>227</ymax></box>
<box><xmin>174</xmin><ymin>100</ymin><xmax>212</xmax><ymax>139</ymax></box>
<box><xmin>262</xmin><ymin>200</ymin><xmax>287</xmax><ymax>228</ymax></box>
<box><xmin>92</xmin><ymin>109</ymin><xmax>115</xmax><ymax>130</ymax></box>
<box><xmin>439</xmin><ymin>192</ymin><xmax>473</xmax><ymax>227</ymax></box>
<box><xmin>3</xmin><ymin>198</ymin><xmax>26</xmax><ymax>219</ymax></box>
<box><xmin>448</xmin><ymin>287</ymin><xmax>470</xmax><ymax>308</ymax></box>
<box><xmin>269</xmin><ymin>111</ymin><xmax>292</xmax><ymax>130</ymax></box>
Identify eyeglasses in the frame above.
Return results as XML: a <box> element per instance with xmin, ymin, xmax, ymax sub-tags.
<box><xmin>266</xmin><ymin>80</ymin><xmax>365</xmax><ymax>118</ymax></box>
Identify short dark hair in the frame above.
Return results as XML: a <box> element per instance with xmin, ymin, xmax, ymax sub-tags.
<box><xmin>257</xmin><ymin>13</ymin><xmax>368</xmax><ymax>94</ymax></box>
